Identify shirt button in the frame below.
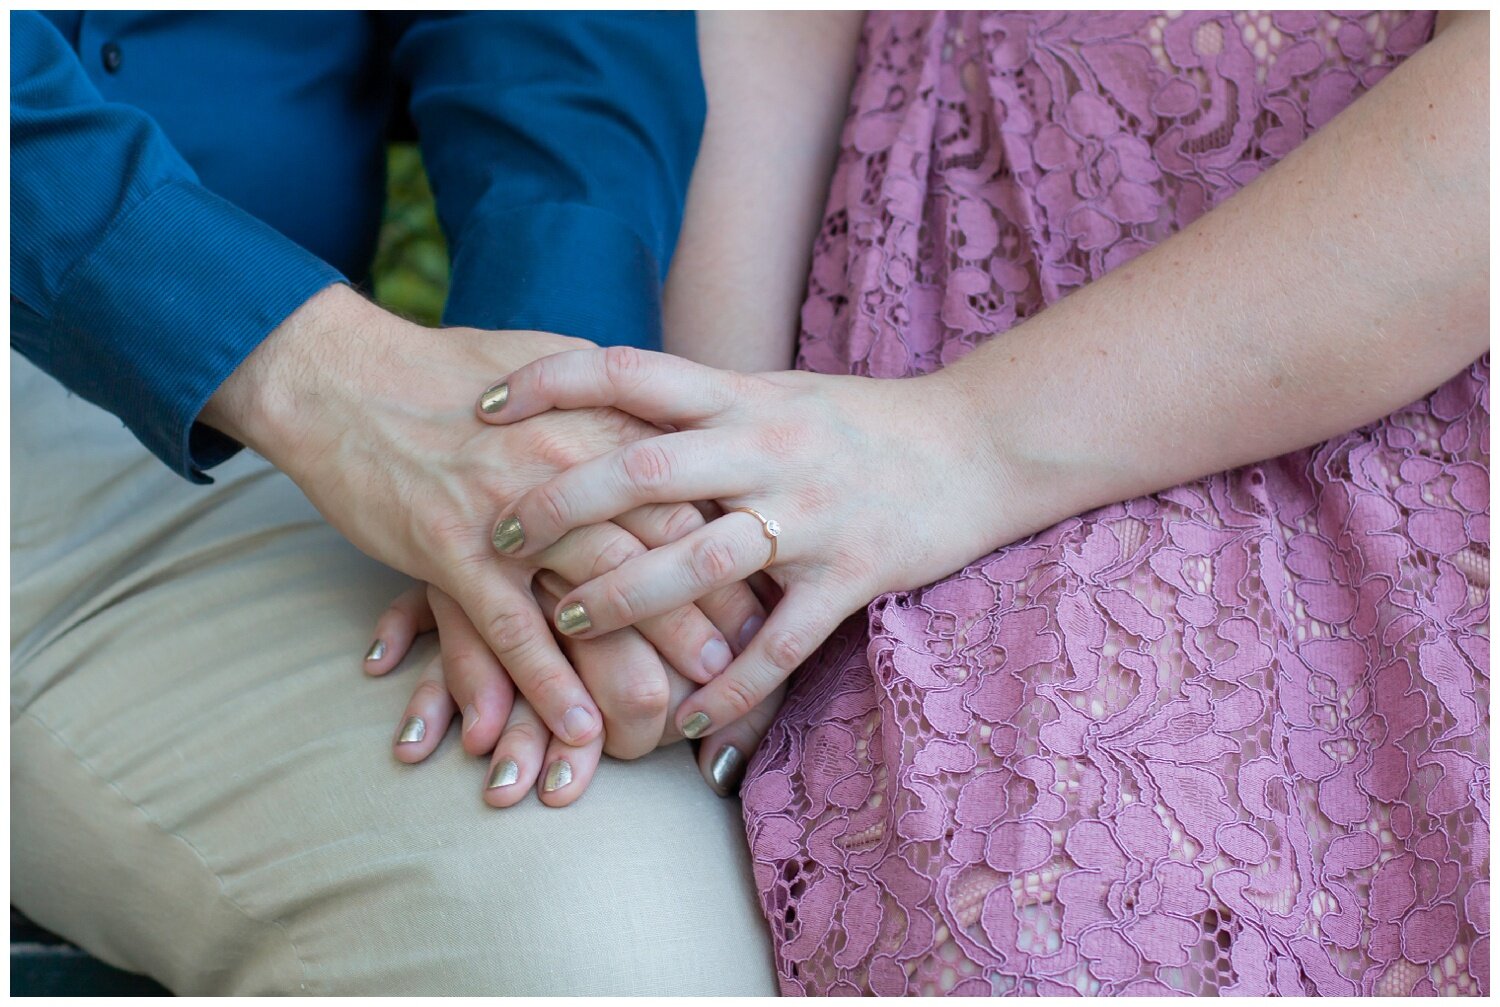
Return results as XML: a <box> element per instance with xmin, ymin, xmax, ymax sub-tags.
<box><xmin>100</xmin><ymin>42</ymin><xmax>122</xmax><ymax>73</ymax></box>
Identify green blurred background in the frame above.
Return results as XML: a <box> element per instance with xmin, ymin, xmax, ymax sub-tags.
<box><xmin>371</xmin><ymin>144</ymin><xmax>448</xmax><ymax>326</ymax></box>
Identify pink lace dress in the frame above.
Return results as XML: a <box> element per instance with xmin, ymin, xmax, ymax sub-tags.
<box><xmin>740</xmin><ymin>11</ymin><xmax>1489</xmax><ymax>996</ymax></box>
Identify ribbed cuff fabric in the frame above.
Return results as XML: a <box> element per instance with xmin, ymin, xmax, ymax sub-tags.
<box><xmin>51</xmin><ymin>181</ymin><xmax>345</xmax><ymax>482</ymax></box>
<box><xmin>443</xmin><ymin>197</ymin><xmax>663</xmax><ymax>351</ymax></box>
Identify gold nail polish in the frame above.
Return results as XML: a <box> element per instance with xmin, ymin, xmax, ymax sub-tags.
<box><xmin>682</xmin><ymin>712</ymin><xmax>711</xmax><ymax>740</ymax></box>
<box><xmin>556</xmin><ymin>602</ymin><xmax>591</xmax><ymax>635</ymax></box>
<box><xmin>364</xmin><ymin>639</ymin><xmax>386</xmax><ymax>662</ymax></box>
<box><xmin>492</xmin><ymin>516</ymin><xmax>524</xmax><ymax>554</ymax></box>
<box><xmin>479</xmin><ymin>382</ymin><xmax>509</xmax><ymax>414</ymax></box>
<box><xmin>543</xmin><ymin>759</ymin><xmax>573</xmax><ymax>792</ymax></box>
<box><xmin>397</xmin><ymin>715</ymin><xmax>426</xmax><ymax>744</ymax></box>
<box><xmin>487</xmin><ymin>758</ymin><xmax>520</xmax><ymax>789</ymax></box>
<box><xmin>708</xmin><ymin>745</ymin><xmax>746</xmax><ymax>797</ymax></box>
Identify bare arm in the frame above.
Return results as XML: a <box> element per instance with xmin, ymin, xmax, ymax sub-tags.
<box><xmin>946</xmin><ymin>11</ymin><xmax>1488</xmax><ymax>539</ymax></box>
<box><xmin>663</xmin><ymin>12</ymin><xmax>863</xmax><ymax>372</ymax></box>
<box><xmin>471</xmin><ymin>13</ymin><xmax>1487</xmax><ymax>737</ymax></box>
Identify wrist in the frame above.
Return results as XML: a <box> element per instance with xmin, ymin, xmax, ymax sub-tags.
<box><xmin>201</xmin><ymin>284</ymin><xmax>393</xmax><ymax>477</ymax></box>
<box><xmin>202</xmin><ymin>284</ymin><xmax>598</xmax><ymax>483</ymax></box>
<box><xmin>928</xmin><ymin>358</ymin><xmax>1077</xmax><ymax>549</ymax></box>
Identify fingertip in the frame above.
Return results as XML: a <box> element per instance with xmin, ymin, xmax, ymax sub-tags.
<box><xmin>459</xmin><ymin>703</ymin><xmax>488</xmax><ymax>756</ymax></box>
<box><xmin>394</xmin><ymin>743</ymin><xmax>429</xmax><ymax>764</ymax></box>
<box><xmin>491</xmin><ymin>514</ymin><xmax>526</xmax><ymax>556</ymax></box>
<box><xmin>701</xmin><ymin>636</ymin><xmax>733</xmax><ymax>679</ymax></box>
<box><xmin>538</xmin><ymin>744</ymin><xmax>602</xmax><ymax>808</ymax></box>
<box><xmin>459</xmin><ymin>695</ymin><xmax>511</xmax><ymax>757</ymax></box>
<box><xmin>477</xmin><ymin>379</ymin><xmax>510</xmax><ymax>419</ymax></box>
<box><xmin>393</xmin><ymin>715</ymin><xmax>439</xmax><ymax>763</ymax></box>
<box><xmin>736</xmin><ymin>614</ymin><xmax>766</xmax><ymax>652</ymax></box>
<box><xmin>679</xmin><ymin>709</ymin><xmax>714</xmax><ymax>741</ymax></box>
<box><xmin>554</xmin><ymin>600</ymin><xmax>595</xmax><ymax>638</ymax></box>
<box><xmin>700</xmin><ymin>741</ymin><xmax>748</xmax><ymax>798</ymax></box>
<box><xmin>559</xmin><ymin>703</ymin><xmax>602</xmax><ymax>746</ymax></box>
<box><xmin>363</xmin><ymin>640</ymin><xmax>394</xmax><ymax>676</ymax></box>
<box><xmin>537</xmin><ymin>758</ymin><xmax>579</xmax><ymax>807</ymax></box>
<box><xmin>482</xmin><ymin>755</ymin><xmax>531</xmax><ymax>807</ymax></box>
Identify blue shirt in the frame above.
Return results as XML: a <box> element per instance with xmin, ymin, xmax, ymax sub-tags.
<box><xmin>11</xmin><ymin>11</ymin><xmax>704</xmax><ymax>481</ymax></box>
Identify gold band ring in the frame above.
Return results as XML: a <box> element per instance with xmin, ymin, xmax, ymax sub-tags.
<box><xmin>729</xmin><ymin>507</ymin><xmax>780</xmax><ymax>569</ymax></box>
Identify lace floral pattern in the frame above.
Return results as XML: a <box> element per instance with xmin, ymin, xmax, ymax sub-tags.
<box><xmin>742</xmin><ymin>10</ymin><xmax>1490</xmax><ymax>995</ymax></box>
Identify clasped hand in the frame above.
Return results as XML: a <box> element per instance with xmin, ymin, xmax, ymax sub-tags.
<box><xmin>471</xmin><ymin>346</ymin><xmax>1022</xmax><ymax>747</ymax></box>
<box><xmin>213</xmin><ymin>287</ymin><xmax>780</xmax><ymax>807</ymax></box>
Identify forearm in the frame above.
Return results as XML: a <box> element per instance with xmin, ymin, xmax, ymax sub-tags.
<box><xmin>950</xmin><ymin>12</ymin><xmax>1488</xmax><ymax>538</ymax></box>
<box><xmin>663</xmin><ymin>12</ymin><xmax>862</xmax><ymax>372</ymax></box>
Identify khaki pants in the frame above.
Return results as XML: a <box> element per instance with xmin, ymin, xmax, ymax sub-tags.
<box><xmin>10</xmin><ymin>354</ymin><xmax>777</xmax><ymax>994</ymax></box>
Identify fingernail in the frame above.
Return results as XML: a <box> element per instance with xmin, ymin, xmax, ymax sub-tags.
<box><xmin>462</xmin><ymin>704</ymin><xmax>479</xmax><ymax>735</ymax></box>
<box><xmin>397</xmin><ymin>715</ymin><xmax>426</xmax><ymax>744</ymax></box>
<box><xmin>556</xmin><ymin>602</ymin><xmax>591</xmax><ymax>636</ymax></box>
<box><xmin>562</xmin><ymin>705</ymin><xmax>596</xmax><ymax>742</ymax></box>
<box><xmin>708</xmin><ymin>745</ymin><xmax>747</xmax><ymax>797</ymax></box>
<box><xmin>543</xmin><ymin>759</ymin><xmax>574</xmax><ymax>793</ymax></box>
<box><xmin>682</xmin><ymin>711</ymin><xmax>712</xmax><ymax>739</ymax></box>
<box><xmin>486</xmin><ymin>758</ymin><xmax>520</xmax><ymax>789</ymax></box>
<box><xmin>737</xmin><ymin>615</ymin><xmax>765</xmax><ymax>652</ymax></box>
<box><xmin>479</xmin><ymin>381</ymin><xmax>509</xmax><ymax>414</ymax></box>
<box><xmin>701</xmin><ymin>637</ymin><xmax>732</xmax><ymax>676</ymax></box>
<box><xmin>365</xmin><ymin>639</ymin><xmax>386</xmax><ymax>663</ymax></box>
<box><xmin>492</xmin><ymin>516</ymin><xmax>524</xmax><ymax>554</ymax></box>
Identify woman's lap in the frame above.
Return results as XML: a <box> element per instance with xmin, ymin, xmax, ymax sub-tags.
<box><xmin>10</xmin><ymin>353</ymin><xmax>776</xmax><ymax>994</ymax></box>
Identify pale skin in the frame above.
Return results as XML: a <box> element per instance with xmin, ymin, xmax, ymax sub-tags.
<box><xmin>201</xmin><ymin>262</ymin><xmax>778</xmax><ymax>803</ymax></box>
<box><xmin>474</xmin><ymin>11</ymin><xmax>1488</xmax><ymax>744</ymax></box>
<box><xmin>357</xmin><ymin>12</ymin><xmax>865</xmax><ymax>802</ymax></box>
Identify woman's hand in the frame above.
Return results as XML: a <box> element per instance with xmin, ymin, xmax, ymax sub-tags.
<box><xmin>473</xmin><ymin>347</ymin><xmax>1029</xmax><ymax>740</ymax></box>
<box><xmin>368</xmin><ymin>582</ymin><xmax>783</xmax><ymax>802</ymax></box>
<box><xmin>205</xmin><ymin>286</ymin><xmax>765</xmax><ymax>752</ymax></box>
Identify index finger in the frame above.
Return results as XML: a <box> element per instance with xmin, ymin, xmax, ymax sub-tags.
<box><xmin>476</xmin><ymin>346</ymin><xmax>739</xmax><ymax>427</ymax></box>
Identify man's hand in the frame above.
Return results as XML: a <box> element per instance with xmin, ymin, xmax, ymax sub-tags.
<box><xmin>203</xmin><ymin>285</ymin><xmax>764</xmax><ymax>750</ymax></box>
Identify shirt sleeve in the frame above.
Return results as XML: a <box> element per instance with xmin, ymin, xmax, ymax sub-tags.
<box><xmin>10</xmin><ymin>11</ymin><xmax>346</xmax><ymax>482</ymax></box>
<box><xmin>389</xmin><ymin>13</ymin><xmax>706</xmax><ymax>350</ymax></box>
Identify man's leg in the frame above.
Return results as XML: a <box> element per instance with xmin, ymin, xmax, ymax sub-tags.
<box><xmin>11</xmin><ymin>354</ymin><xmax>776</xmax><ymax>994</ymax></box>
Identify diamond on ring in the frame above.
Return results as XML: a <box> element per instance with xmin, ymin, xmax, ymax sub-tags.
<box><xmin>729</xmin><ymin>507</ymin><xmax>780</xmax><ymax>569</ymax></box>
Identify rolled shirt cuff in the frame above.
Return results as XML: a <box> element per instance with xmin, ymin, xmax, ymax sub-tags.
<box><xmin>49</xmin><ymin>181</ymin><xmax>346</xmax><ymax>482</ymax></box>
<box><xmin>442</xmin><ymin>196</ymin><xmax>664</xmax><ymax>351</ymax></box>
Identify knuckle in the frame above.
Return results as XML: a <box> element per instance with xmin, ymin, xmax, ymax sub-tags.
<box><xmin>602</xmin><ymin>345</ymin><xmax>647</xmax><ymax>387</ymax></box>
<box><xmin>529</xmin><ymin>361</ymin><xmax>552</xmax><ymax>398</ymax></box>
<box><xmin>717</xmin><ymin>675</ymin><xmax>761</xmax><ymax>719</ymax></box>
<box><xmin>764</xmin><ymin>626</ymin><xmax>812</xmax><ymax>674</ymax></box>
<box><xmin>425</xmin><ymin>514</ymin><xmax>474</xmax><ymax>556</ymax></box>
<box><xmin>656</xmin><ymin>604</ymin><xmax>698</xmax><ymax>644</ymax></box>
<box><xmin>529</xmin><ymin>425</ymin><xmax>589</xmax><ymax>470</ymax></box>
<box><xmin>446</xmin><ymin>648</ymin><xmax>491</xmax><ymax>684</ymax></box>
<box><xmin>483</xmin><ymin>606</ymin><xmax>539</xmax><ymax>656</ymax></box>
<box><xmin>658</xmin><ymin>504</ymin><xmax>704</xmax><ymax>543</ymax></box>
<box><xmin>756</xmin><ymin>422</ymin><xmax>807</xmax><ymax>457</ymax></box>
<box><xmin>604</xmin><ymin>673</ymin><xmax>671</xmax><ymax>722</ymax></box>
<box><xmin>532</xmin><ymin>481</ymin><xmax>573</xmax><ymax>532</ymax></box>
<box><xmin>601</xmin><ymin>576</ymin><xmax>646</xmax><ymax>624</ymax></box>
<box><xmin>522</xmin><ymin>663</ymin><xmax>572</xmax><ymax>706</ymax></box>
<box><xmin>794</xmin><ymin>480</ymin><xmax>839</xmax><ymax>516</ymax></box>
<box><xmin>710</xmin><ymin>372</ymin><xmax>745</xmax><ymax>414</ymax></box>
<box><xmin>589</xmin><ymin>535</ymin><xmax>644</xmax><ymax>578</ymax></box>
<box><xmin>621</xmin><ymin>442</ymin><xmax>673</xmax><ymax>492</ymax></box>
<box><xmin>689</xmin><ymin>535</ymin><xmax>739</xmax><ymax>587</ymax></box>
